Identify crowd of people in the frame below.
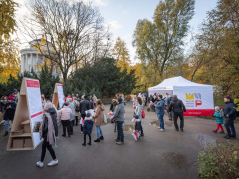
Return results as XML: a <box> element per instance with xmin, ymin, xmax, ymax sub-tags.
<box><xmin>133</xmin><ymin>93</ymin><xmax>237</xmax><ymax>139</ymax></box>
<box><xmin>0</xmin><ymin>88</ymin><xmax>238</xmax><ymax>168</ymax></box>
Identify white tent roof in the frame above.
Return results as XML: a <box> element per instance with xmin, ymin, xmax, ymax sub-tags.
<box><xmin>148</xmin><ymin>76</ymin><xmax>211</xmax><ymax>90</ymax></box>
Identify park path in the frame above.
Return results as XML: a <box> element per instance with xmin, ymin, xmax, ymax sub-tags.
<box><xmin>0</xmin><ymin>102</ymin><xmax>238</xmax><ymax>179</ymax></box>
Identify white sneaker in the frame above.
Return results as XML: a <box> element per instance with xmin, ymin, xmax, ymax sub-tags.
<box><xmin>36</xmin><ymin>161</ymin><xmax>44</xmax><ymax>168</ymax></box>
<box><xmin>160</xmin><ymin>129</ymin><xmax>165</xmax><ymax>132</ymax></box>
<box><xmin>47</xmin><ymin>160</ymin><xmax>58</xmax><ymax>167</ymax></box>
<box><xmin>158</xmin><ymin>127</ymin><xmax>161</xmax><ymax>129</ymax></box>
<box><xmin>81</xmin><ymin>132</ymin><xmax>83</xmax><ymax>134</ymax></box>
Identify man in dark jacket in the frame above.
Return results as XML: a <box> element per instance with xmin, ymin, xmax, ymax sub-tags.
<box><xmin>80</xmin><ymin>96</ymin><xmax>91</xmax><ymax>119</ymax></box>
<box><xmin>169</xmin><ymin>95</ymin><xmax>186</xmax><ymax>131</ymax></box>
<box><xmin>3</xmin><ymin>96</ymin><xmax>16</xmax><ymax>136</ymax></box>
<box><xmin>223</xmin><ymin>96</ymin><xmax>237</xmax><ymax>139</ymax></box>
<box><xmin>166</xmin><ymin>95</ymin><xmax>173</xmax><ymax>121</ymax></box>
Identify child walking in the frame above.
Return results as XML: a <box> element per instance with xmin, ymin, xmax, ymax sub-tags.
<box><xmin>212</xmin><ymin>106</ymin><xmax>224</xmax><ymax>134</ymax></box>
<box><xmin>82</xmin><ymin>112</ymin><xmax>93</xmax><ymax>146</ymax></box>
<box><xmin>132</xmin><ymin>115</ymin><xmax>142</xmax><ymax>141</ymax></box>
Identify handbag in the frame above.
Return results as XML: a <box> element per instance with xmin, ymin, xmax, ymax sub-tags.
<box><xmin>142</xmin><ymin>109</ymin><xmax>145</xmax><ymax>119</ymax></box>
<box><xmin>104</xmin><ymin>114</ymin><xmax>107</xmax><ymax>123</ymax></box>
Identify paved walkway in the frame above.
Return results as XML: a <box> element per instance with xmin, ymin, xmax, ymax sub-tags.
<box><xmin>0</xmin><ymin>102</ymin><xmax>238</xmax><ymax>179</ymax></box>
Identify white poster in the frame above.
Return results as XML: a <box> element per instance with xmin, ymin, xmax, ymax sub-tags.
<box><xmin>26</xmin><ymin>79</ymin><xmax>43</xmax><ymax>147</ymax></box>
<box><xmin>174</xmin><ymin>86</ymin><xmax>214</xmax><ymax>110</ymax></box>
<box><xmin>57</xmin><ymin>84</ymin><xmax>64</xmax><ymax>108</ymax></box>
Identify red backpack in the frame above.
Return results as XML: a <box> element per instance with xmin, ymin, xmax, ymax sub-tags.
<box><xmin>142</xmin><ymin>109</ymin><xmax>145</xmax><ymax>119</ymax></box>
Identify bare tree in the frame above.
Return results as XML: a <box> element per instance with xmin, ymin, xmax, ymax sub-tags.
<box><xmin>19</xmin><ymin>0</ymin><xmax>109</xmax><ymax>82</ymax></box>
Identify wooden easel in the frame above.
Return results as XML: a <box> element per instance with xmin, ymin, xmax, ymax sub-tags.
<box><xmin>7</xmin><ymin>77</ymin><xmax>43</xmax><ymax>151</ymax></box>
<box><xmin>52</xmin><ymin>83</ymin><xmax>64</xmax><ymax>109</ymax></box>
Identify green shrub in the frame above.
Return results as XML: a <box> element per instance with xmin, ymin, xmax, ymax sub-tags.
<box><xmin>198</xmin><ymin>142</ymin><xmax>239</xmax><ymax>178</ymax></box>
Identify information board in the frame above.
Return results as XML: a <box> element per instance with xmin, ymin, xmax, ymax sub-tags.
<box><xmin>26</xmin><ymin>79</ymin><xmax>43</xmax><ymax>147</ymax></box>
<box><xmin>57</xmin><ymin>84</ymin><xmax>64</xmax><ymax>108</ymax></box>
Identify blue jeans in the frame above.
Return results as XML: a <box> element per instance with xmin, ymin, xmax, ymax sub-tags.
<box><xmin>117</xmin><ymin>121</ymin><xmax>124</xmax><ymax>142</ymax></box>
<box><xmin>157</xmin><ymin>113</ymin><xmax>164</xmax><ymax>129</ymax></box>
<box><xmin>167</xmin><ymin>111</ymin><xmax>172</xmax><ymax>119</ymax></box>
<box><xmin>96</xmin><ymin>126</ymin><xmax>103</xmax><ymax>139</ymax></box>
<box><xmin>224</xmin><ymin>118</ymin><xmax>236</xmax><ymax>137</ymax></box>
<box><xmin>5</xmin><ymin>119</ymin><xmax>9</xmax><ymax>132</ymax></box>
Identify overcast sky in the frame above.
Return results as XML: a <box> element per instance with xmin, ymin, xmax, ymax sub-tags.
<box><xmin>15</xmin><ymin>0</ymin><xmax>218</xmax><ymax>63</ymax></box>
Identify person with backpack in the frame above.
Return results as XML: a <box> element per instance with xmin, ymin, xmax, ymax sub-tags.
<box><xmin>169</xmin><ymin>95</ymin><xmax>186</xmax><ymax>132</ymax></box>
<box><xmin>223</xmin><ymin>96</ymin><xmax>237</xmax><ymax>139</ymax></box>
<box><xmin>135</xmin><ymin>97</ymin><xmax>144</xmax><ymax>136</ymax></box>
<box><xmin>37</xmin><ymin>102</ymin><xmax>58</xmax><ymax>168</ymax></box>
<box><xmin>74</xmin><ymin>98</ymin><xmax>81</xmax><ymax>126</ymax></box>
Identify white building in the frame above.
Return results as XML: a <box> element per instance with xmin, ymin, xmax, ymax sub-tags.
<box><xmin>20</xmin><ymin>39</ymin><xmax>61</xmax><ymax>77</ymax></box>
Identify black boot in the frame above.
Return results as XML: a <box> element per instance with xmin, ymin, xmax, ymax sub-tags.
<box><xmin>94</xmin><ymin>139</ymin><xmax>100</xmax><ymax>142</ymax></box>
<box><xmin>82</xmin><ymin>143</ymin><xmax>86</xmax><ymax>146</ymax></box>
<box><xmin>100</xmin><ymin>136</ymin><xmax>104</xmax><ymax>140</ymax></box>
<box><xmin>87</xmin><ymin>142</ymin><xmax>91</xmax><ymax>145</ymax></box>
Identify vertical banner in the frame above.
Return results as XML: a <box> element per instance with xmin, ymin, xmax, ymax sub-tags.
<box><xmin>26</xmin><ymin>79</ymin><xmax>43</xmax><ymax>147</ymax></box>
<box><xmin>57</xmin><ymin>84</ymin><xmax>64</xmax><ymax>108</ymax></box>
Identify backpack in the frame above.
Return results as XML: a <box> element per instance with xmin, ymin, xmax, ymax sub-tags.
<box><xmin>142</xmin><ymin>109</ymin><xmax>145</xmax><ymax>119</ymax></box>
<box><xmin>75</xmin><ymin>104</ymin><xmax>80</xmax><ymax>112</ymax></box>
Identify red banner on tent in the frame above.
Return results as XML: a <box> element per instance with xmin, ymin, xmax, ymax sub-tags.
<box><xmin>184</xmin><ymin>109</ymin><xmax>214</xmax><ymax>116</ymax></box>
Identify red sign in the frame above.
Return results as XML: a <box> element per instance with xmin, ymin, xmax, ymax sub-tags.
<box><xmin>31</xmin><ymin>111</ymin><xmax>43</xmax><ymax>118</ymax></box>
<box><xmin>184</xmin><ymin>109</ymin><xmax>214</xmax><ymax>116</ymax></box>
<box><xmin>195</xmin><ymin>100</ymin><xmax>202</xmax><ymax>107</ymax></box>
<box><xmin>26</xmin><ymin>80</ymin><xmax>40</xmax><ymax>88</ymax></box>
<box><xmin>57</xmin><ymin>84</ymin><xmax>62</xmax><ymax>86</ymax></box>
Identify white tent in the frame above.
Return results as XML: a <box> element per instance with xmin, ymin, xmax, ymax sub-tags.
<box><xmin>148</xmin><ymin>76</ymin><xmax>214</xmax><ymax>116</ymax></box>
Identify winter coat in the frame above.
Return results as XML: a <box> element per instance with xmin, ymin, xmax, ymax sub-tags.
<box><xmin>83</xmin><ymin>117</ymin><xmax>93</xmax><ymax>134</ymax></box>
<box><xmin>64</xmin><ymin>96</ymin><xmax>73</xmax><ymax>102</ymax></box>
<box><xmin>111</xmin><ymin>103</ymin><xmax>125</xmax><ymax>122</ymax></box>
<box><xmin>94</xmin><ymin>105</ymin><xmax>105</xmax><ymax>126</ymax></box>
<box><xmin>90</xmin><ymin>100</ymin><xmax>95</xmax><ymax>109</ymax></box>
<box><xmin>169</xmin><ymin>98</ymin><xmax>186</xmax><ymax>113</ymax></box>
<box><xmin>155</xmin><ymin>100</ymin><xmax>165</xmax><ymax>114</ymax></box>
<box><xmin>133</xmin><ymin>96</ymin><xmax>138</xmax><ymax>108</ymax></box>
<box><xmin>213</xmin><ymin>111</ymin><xmax>224</xmax><ymax>124</ymax></box>
<box><xmin>58</xmin><ymin>106</ymin><xmax>72</xmax><ymax>121</ymax></box>
<box><xmin>111</xmin><ymin>99</ymin><xmax>117</xmax><ymax>112</ymax></box>
<box><xmin>135</xmin><ymin>104</ymin><xmax>144</xmax><ymax>119</ymax></box>
<box><xmin>223</xmin><ymin>100</ymin><xmax>237</xmax><ymax>120</ymax></box>
<box><xmin>92</xmin><ymin>96</ymin><xmax>97</xmax><ymax>103</ymax></box>
<box><xmin>67</xmin><ymin>98</ymin><xmax>75</xmax><ymax>121</ymax></box>
<box><xmin>73</xmin><ymin>100</ymin><xmax>80</xmax><ymax>117</ymax></box>
<box><xmin>135</xmin><ymin>119</ymin><xmax>142</xmax><ymax>131</ymax></box>
<box><xmin>39</xmin><ymin>110</ymin><xmax>57</xmax><ymax>145</ymax></box>
<box><xmin>166</xmin><ymin>97</ymin><xmax>172</xmax><ymax>111</ymax></box>
<box><xmin>80</xmin><ymin>99</ymin><xmax>91</xmax><ymax>115</ymax></box>
<box><xmin>4</xmin><ymin>102</ymin><xmax>16</xmax><ymax>120</ymax></box>
<box><xmin>1</xmin><ymin>100</ymin><xmax>7</xmax><ymax>113</ymax></box>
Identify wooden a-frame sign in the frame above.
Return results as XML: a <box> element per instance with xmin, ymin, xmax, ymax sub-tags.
<box><xmin>7</xmin><ymin>77</ymin><xmax>43</xmax><ymax>151</ymax></box>
<box><xmin>52</xmin><ymin>83</ymin><xmax>64</xmax><ymax>109</ymax></box>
